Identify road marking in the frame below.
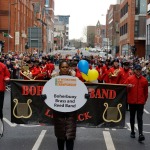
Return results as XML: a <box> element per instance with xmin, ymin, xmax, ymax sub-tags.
<box><xmin>103</xmin><ymin>131</ymin><xmax>115</xmax><ymax>150</ymax></box>
<box><xmin>134</xmin><ymin>124</ymin><xmax>138</xmax><ymax>130</ymax></box>
<box><xmin>105</xmin><ymin>128</ymin><xmax>109</xmax><ymax>130</ymax></box>
<box><xmin>3</xmin><ymin>118</ymin><xmax>17</xmax><ymax>127</ymax></box>
<box><xmin>126</xmin><ymin>123</ymin><xmax>131</xmax><ymax>131</ymax></box>
<box><xmin>32</xmin><ymin>130</ymin><xmax>47</xmax><ymax>150</ymax></box>
<box><xmin>127</xmin><ymin>123</ymin><xmax>150</xmax><ymax>134</ymax></box>
<box><xmin>20</xmin><ymin>124</ymin><xmax>40</xmax><ymax>127</ymax></box>
<box><xmin>79</xmin><ymin>127</ymin><xmax>86</xmax><ymax>129</ymax></box>
<box><xmin>144</xmin><ymin>109</ymin><xmax>150</xmax><ymax>114</ymax></box>
<box><xmin>112</xmin><ymin>128</ymin><xmax>116</xmax><ymax>131</ymax></box>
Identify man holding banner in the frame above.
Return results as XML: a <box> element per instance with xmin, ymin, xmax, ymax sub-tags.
<box><xmin>125</xmin><ymin>64</ymin><xmax>148</xmax><ymax>142</ymax></box>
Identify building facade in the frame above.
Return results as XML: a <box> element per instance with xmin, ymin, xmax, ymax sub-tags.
<box><xmin>87</xmin><ymin>26</ymin><xmax>95</xmax><ymax>47</ymax></box>
<box><xmin>146</xmin><ymin>0</ymin><xmax>150</xmax><ymax>59</ymax></box>
<box><xmin>55</xmin><ymin>15</ymin><xmax>70</xmax><ymax>46</ymax></box>
<box><xmin>54</xmin><ymin>16</ymin><xmax>66</xmax><ymax>50</ymax></box>
<box><xmin>0</xmin><ymin>0</ymin><xmax>54</xmax><ymax>54</ymax></box>
<box><xmin>119</xmin><ymin>0</ymin><xmax>146</xmax><ymax>57</ymax></box>
<box><xmin>106</xmin><ymin>4</ymin><xmax>120</xmax><ymax>56</ymax></box>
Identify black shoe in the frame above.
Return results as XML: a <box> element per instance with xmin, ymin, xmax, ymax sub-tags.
<box><xmin>130</xmin><ymin>132</ymin><xmax>135</xmax><ymax>138</ymax></box>
<box><xmin>138</xmin><ymin>134</ymin><xmax>145</xmax><ymax>142</ymax></box>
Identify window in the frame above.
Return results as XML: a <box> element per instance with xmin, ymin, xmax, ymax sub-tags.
<box><xmin>97</xmin><ymin>29</ymin><xmax>100</xmax><ymax>35</ymax></box>
<box><xmin>134</xmin><ymin>21</ymin><xmax>139</xmax><ymax>37</ymax></box>
<box><xmin>120</xmin><ymin>2</ymin><xmax>128</xmax><ymax>18</ymax></box>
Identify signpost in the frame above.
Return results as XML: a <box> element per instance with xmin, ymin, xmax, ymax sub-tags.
<box><xmin>42</xmin><ymin>76</ymin><xmax>88</xmax><ymax>112</ymax></box>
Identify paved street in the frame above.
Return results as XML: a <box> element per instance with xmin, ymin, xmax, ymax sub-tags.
<box><xmin>0</xmin><ymin>50</ymin><xmax>150</xmax><ymax>150</ymax></box>
<box><xmin>0</xmin><ymin>86</ymin><xmax>150</xmax><ymax>150</ymax></box>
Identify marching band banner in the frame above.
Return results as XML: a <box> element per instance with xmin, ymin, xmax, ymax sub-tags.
<box><xmin>11</xmin><ymin>80</ymin><xmax>127</xmax><ymax>128</ymax></box>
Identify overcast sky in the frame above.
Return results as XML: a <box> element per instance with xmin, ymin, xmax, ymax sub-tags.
<box><xmin>55</xmin><ymin>0</ymin><xmax>117</xmax><ymax>40</ymax></box>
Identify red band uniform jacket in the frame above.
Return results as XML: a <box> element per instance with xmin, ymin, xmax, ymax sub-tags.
<box><xmin>0</xmin><ymin>62</ymin><xmax>10</xmax><ymax>91</ymax></box>
<box><xmin>124</xmin><ymin>74</ymin><xmax>148</xmax><ymax>104</ymax></box>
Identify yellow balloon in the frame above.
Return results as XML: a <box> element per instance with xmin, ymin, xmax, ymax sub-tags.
<box><xmin>81</xmin><ymin>72</ymin><xmax>89</xmax><ymax>81</ymax></box>
<box><xmin>87</xmin><ymin>69</ymin><xmax>99</xmax><ymax>81</ymax></box>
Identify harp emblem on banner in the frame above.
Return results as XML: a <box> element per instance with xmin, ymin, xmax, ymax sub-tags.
<box><xmin>13</xmin><ymin>99</ymin><xmax>32</xmax><ymax>118</ymax></box>
<box><xmin>102</xmin><ymin>103</ymin><xmax>122</xmax><ymax>123</ymax></box>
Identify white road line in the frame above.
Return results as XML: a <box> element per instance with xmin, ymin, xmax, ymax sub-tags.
<box><xmin>112</xmin><ymin>129</ymin><xmax>116</xmax><ymax>131</ymax></box>
<box><xmin>20</xmin><ymin>124</ymin><xmax>40</xmax><ymax>127</ymax></box>
<box><xmin>32</xmin><ymin>130</ymin><xmax>47</xmax><ymax>150</ymax></box>
<box><xmin>144</xmin><ymin>109</ymin><xmax>150</xmax><ymax>114</ymax></box>
<box><xmin>3</xmin><ymin>118</ymin><xmax>17</xmax><ymax>127</ymax></box>
<box><xmin>103</xmin><ymin>131</ymin><xmax>116</xmax><ymax>150</ymax></box>
<box><xmin>134</xmin><ymin>124</ymin><xmax>138</xmax><ymax>130</ymax></box>
<box><xmin>126</xmin><ymin>123</ymin><xmax>131</xmax><ymax>131</ymax></box>
<box><xmin>105</xmin><ymin>128</ymin><xmax>109</xmax><ymax>130</ymax></box>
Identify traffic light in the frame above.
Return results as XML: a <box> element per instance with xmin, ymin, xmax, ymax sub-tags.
<box><xmin>0</xmin><ymin>41</ymin><xmax>5</xmax><ymax>52</ymax></box>
<box><xmin>25</xmin><ymin>43</ymin><xmax>29</xmax><ymax>49</ymax></box>
<box><xmin>131</xmin><ymin>45</ymin><xmax>136</xmax><ymax>55</ymax></box>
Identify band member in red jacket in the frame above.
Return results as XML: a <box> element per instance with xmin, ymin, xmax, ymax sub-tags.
<box><xmin>96</xmin><ymin>60</ymin><xmax>104</xmax><ymax>83</ymax></box>
<box><xmin>103</xmin><ymin>59</ymin><xmax>111</xmax><ymax>72</ymax></box>
<box><xmin>46</xmin><ymin>59</ymin><xmax>55</xmax><ymax>79</ymax></box>
<box><xmin>0</xmin><ymin>62</ymin><xmax>10</xmax><ymax>136</ymax></box>
<box><xmin>120</xmin><ymin>60</ymin><xmax>133</xmax><ymax>84</ymax></box>
<box><xmin>102</xmin><ymin>61</ymin><xmax>112</xmax><ymax>83</ymax></box>
<box><xmin>30</xmin><ymin>60</ymin><xmax>41</xmax><ymax>80</ymax></box>
<box><xmin>120</xmin><ymin>60</ymin><xmax>133</xmax><ymax>110</ymax></box>
<box><xmin>107</xmin><ymin>58</ymin><xmax>123</xmax><ymax>84</ymax></box>
<box><xmin>124</xmin><ymin>64</ymin><xmax>148</xmax><ymax>142</ymax></box>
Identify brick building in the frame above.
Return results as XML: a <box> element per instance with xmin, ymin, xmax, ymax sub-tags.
<box><xmin>106</xmin><ymin>4</ymin><xmax>120</xmax><ymax>56</ymax></box>
<box><xmin>119</xmin><ymin>0</ymin><xmax>146</xmax><ymax>57</ymax></box>
<box><xmin>0</xmin><ymin>0</ymin><xmax>33</xmax><ymax>53</ymax></box>
<box><xmin>94</xmin><ymin>21</ymin><xmax>106</xmax><ymax>49</ymax></box>
<box><xmin>87</xmin><ymin>26</ymin><xmax>95</xmax><ymax>47</ymax></box>
<box><xmin>0</xmin><ymin>0</ymin><xmax>54</xmax><ymax>53</ymax></box>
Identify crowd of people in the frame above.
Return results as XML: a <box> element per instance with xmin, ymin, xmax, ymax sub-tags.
<box><xmin>0</xmin><ymin>51</ymin><xmax>150</xmax><ymax>82</ymax></box>
<box><xmin>0</xmin><ymin>50</ymin><xmax>149</xmax><ymax>148</ymax></box>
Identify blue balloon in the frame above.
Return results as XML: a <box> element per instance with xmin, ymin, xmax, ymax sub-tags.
<box><xmin>78</xmin><ymin>60</ymin><xmax>89</xmax><ymax>74</ymax></box>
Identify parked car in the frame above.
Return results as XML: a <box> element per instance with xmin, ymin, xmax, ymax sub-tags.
<box><xmin>99</xmin><ymin>52</ymin><xmax>113</xmax><ymax>59</ymax></box>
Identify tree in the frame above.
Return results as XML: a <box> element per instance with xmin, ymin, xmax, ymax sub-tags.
<box><xmin>88</xmin><ymin>33</ymin><xmax>95</xmax><ymax>48</ymax></box>
<box><xmin>82</xmin><ymin>26</ymin><xmax>87</xmax><ymax>43</ymax></box>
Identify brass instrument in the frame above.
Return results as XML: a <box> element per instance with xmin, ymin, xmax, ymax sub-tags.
<box><xmin>33</xmin><ymin>71</ymin><xmax>47</xmax><ymax>80</ymax></box>
<box><xmin>109</xmin><ymin>69</ymin><xmax>120</xmax><ymax>78</ymax></box>
<box><xmin>20</xmin><ymin>66</ymin><xmax>34</xmax><ymax>80</ymax></box>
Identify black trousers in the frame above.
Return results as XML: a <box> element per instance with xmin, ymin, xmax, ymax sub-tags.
<box><xmin>129</xmin><ymin>104</ymin><xmax>144</xmax><ymax>135</ymax></box>
<box><xmin>57</xmin><ymin>138</ymin><xmax>74</xmax><ymax>150</ymax></box>
<box><xmin>0</xmin><ymin>92</ymin><xmax>5</xmax><ymax>119</ymax></box>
